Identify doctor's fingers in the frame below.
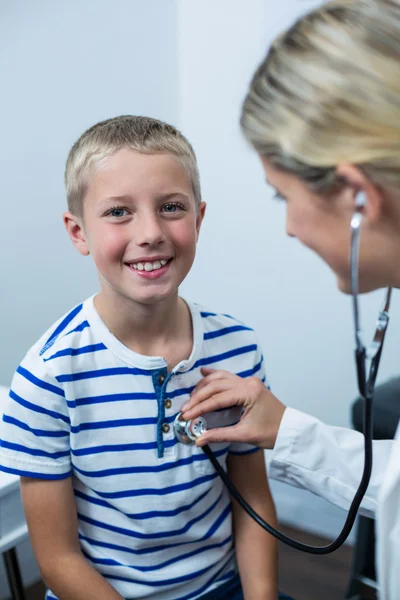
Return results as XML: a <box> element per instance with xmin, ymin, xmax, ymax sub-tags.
<box><xmin>194</xmin><ymin>379</ymin><xmax>235</xmax><ymax>403</ymax></box>
<box><xmin>182</xmin><ymin>386</ymin><xmax>244</xmax><ymax>421</ymax></box>
<box><xmin>192</xmin><ymin>369</ymin><xmax>236</xmax><ymax>395</ymax></box>
<box><xmin>195</xmin><ymin>394</ymin><xmax>283</xmax><ymax>449</ymax></box>
<box><xmin>200</xmin><ymin>367</ymin><xmax>236</xmax><ymax>379</ymax></box>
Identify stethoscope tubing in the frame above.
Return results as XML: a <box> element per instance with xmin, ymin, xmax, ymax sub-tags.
<box><xmin>196</xmin><ymin>201</ymin><xmax>391</xmax><ymax>554</ymax></box>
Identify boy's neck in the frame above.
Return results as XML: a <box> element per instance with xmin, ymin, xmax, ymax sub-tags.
<box><xmin>93</xmin><ymin>290</ymin><xmax>192</xmax><ymax>364</ymax></box>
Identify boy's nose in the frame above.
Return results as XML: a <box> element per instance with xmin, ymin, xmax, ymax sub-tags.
<box><xmin>136</xmin><ymin>214</ymin><xmax>166</xmax><ymax>246</ymax></box>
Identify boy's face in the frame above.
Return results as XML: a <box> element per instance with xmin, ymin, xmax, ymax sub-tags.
<box><xmin>64</xmin><ymin>149</ymin><xmax>206</xmax><ymax>307</ymax></box>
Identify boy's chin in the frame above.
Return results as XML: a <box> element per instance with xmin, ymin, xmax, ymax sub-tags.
<box><xmin>133</xmin><ymin>289</ymin><xmax>179</xmax><ymax>306</ymax></box>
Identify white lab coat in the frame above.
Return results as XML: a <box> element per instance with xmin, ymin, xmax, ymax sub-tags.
<box><xmin>270</xmin><ymin>408</ymin><xmax>400</xmax><ymax>600</ymax></box>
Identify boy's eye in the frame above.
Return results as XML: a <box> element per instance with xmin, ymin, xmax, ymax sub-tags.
<box><xmin>162</xmin><ymin>202</ymin><xmax>185</xmax><ymax>213</ymax></box>
<box><xmin>107</xmin><ymin>207</ymin><xmax>129</xmax><ymax>218</ymax></box>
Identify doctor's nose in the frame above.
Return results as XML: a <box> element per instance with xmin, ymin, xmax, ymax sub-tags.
<box><xmin>285</xmin><ymin>208</ymin><xmax>298</xmax><ymax>239</ymax></box>
<box><xmin>285</xmin><ymin>217</ymin><xmax>296</xmax><ymax>239</ymax></box>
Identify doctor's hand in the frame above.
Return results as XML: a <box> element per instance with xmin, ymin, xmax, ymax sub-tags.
<box><xmin>181</xmin><ymin>368</ymin><xmax>287</xmax><ymax>450</ymax></box>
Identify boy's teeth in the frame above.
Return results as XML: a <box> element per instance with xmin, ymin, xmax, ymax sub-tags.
<box><xmin>144</xmin><ymin>262</ymin><xmax>156</xmax><ymax>271</ymax></box>
<box><xmin>132</xmin><ymin>259</ymin><xmax>169</xmax><ymax>272</ymax></box>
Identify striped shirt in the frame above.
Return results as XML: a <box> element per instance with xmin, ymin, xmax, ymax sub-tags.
<box><xmin>0</xmin><ymin>296</ymin><xmax>266</xmax><ymax>600</ymax></box>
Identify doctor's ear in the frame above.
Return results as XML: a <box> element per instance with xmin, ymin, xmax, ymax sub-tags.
<box><xmin>63</xmin><ymin>212</ymin><xmax>90</xmax><ymax>256</ymax></box>
<box><xmin>336</xmin><ymin>163</ymin><xmax>383</xmax><ymax>224</ymax></box>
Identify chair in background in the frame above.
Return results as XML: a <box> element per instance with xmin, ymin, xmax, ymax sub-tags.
<box><xmin>346</xmin><ymin>377</ymin><xmax>400</xmax><ymax>600</ymax></box>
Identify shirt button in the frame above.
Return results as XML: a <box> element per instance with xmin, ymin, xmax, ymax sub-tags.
<box><xmin>162</xmin><ymin>423</ymin><xmax>170</xmax><ymax>434</ymax></box>
<box><xmin>158</xmin><ymin>374</ymin><xmax>166</xmax><ymax>385</ymax></box>
<box><xmin>164</xmin><ymin>399</ymin><xmax>172</xmax><ymax>409</ymax></box>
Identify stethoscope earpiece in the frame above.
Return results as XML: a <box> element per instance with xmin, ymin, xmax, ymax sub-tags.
<box><xmin>355</xmin><ymin>191</ymin><xmax>367</xmax><ymax>210</ymax></box>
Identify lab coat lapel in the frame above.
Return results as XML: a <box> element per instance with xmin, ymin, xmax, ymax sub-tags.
<box><xmin>379</xmin><ymin>426</ymin><xmax>400</xmax><ymax>502</ymax></box>
<box><xmin>376</xmin><ymin>427</ymin><xmax>400</xmax><ymax>599</ymax></box>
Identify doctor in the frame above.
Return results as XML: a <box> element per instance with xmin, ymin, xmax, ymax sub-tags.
<box><xmin>181</xmin><ymin>1</ymin><xmax>400</xmax><ymax>598</ymax></box>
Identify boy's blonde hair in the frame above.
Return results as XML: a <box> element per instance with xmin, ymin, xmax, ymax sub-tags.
<box><xmin>241</xmin><ymin>0</ymin><xmax>400</xmax><ymax>193</ymax></box>
<box><xmin>65</xmin><ymin>115</ymin><xmax>201</xmax><ymax>215</ymax></box>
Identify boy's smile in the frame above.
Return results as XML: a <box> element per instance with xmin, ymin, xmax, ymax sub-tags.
<box><xmin>126</xmin><ymin>256</ymin><xmax>172</xmax><ymax>279</ymax></box>
<box><xmin>64</xmin><ymin>148</ymin><xmax>206</xmax><ymax>310</ymax></box>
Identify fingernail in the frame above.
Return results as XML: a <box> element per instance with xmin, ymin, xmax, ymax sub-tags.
<box><xmin>181</xmin><ymin>402</ymin><xmax>189</xmax><ymax>412</ymax></box>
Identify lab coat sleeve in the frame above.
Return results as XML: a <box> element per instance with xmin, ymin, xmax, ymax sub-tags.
<box><xmin>269</xmin><ymin>407</ymin><xmax>394</xmax><ymax>518</ymax></box>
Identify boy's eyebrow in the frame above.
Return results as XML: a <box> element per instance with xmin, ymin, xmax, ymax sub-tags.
<box><xmin>100</xmin><ymin>194</ymin><xmax>132</xmax><ymax>205</ymax></box>
<box><xmin>156</xmin><ymin>191</ymin><xmax>191</xmax><ymax>202</ymax></box>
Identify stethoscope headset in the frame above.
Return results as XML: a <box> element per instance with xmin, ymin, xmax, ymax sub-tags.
<box><xmin>175</xmin><ymin>191</ymin><xmax>392</xmax><ymax>554</ymax></box>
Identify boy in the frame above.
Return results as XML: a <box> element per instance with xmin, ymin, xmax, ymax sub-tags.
<box><xmin>0</xmin><ymin>116</ymin><xmax>278</xmax><ymax>600</ymax></box>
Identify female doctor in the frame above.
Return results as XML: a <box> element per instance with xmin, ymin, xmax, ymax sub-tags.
<box><xmin>181</xmin><ymin>1</ymin><xmax>400</xmax><ymax>598</ymax></box>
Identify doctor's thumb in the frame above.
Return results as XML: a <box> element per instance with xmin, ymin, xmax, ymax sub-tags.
<box><xmin>195</xmin><ymin>425</ymin><xmax>242</xmax><ymax>447</ymax></box>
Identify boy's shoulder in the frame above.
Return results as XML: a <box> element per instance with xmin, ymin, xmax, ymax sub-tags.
<box><xmin>191</xmin><ymin>300</ymin><xmax>265</xmax><ymax>380</ymax></box>
<box><xmin>24</xmin><ymin>298</ymin><xmax>94</xmax><ymax>369</ymax></box>
<box><xmin>191</xmin><ymin>300</ymin><xmax>256</xmax><ymax>339</ymax></box>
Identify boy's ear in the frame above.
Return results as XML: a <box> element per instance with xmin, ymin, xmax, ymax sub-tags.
<box><xmin>196</xmin><ymin>202</ymin><xmax>207</xmax><ymax>239</ymax></box>
<box><xmin>63</xmin><ymin>212</ymin><xmax>90</xmax><ymax>256</ymax></box>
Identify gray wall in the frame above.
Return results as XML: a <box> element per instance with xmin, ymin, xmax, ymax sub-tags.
<box><xmin>0</xmin><ymin>1</ymin><xmax>177</xmax><ymax>595</ymax></box>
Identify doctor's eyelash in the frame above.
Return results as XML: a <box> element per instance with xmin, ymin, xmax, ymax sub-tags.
<box><xmin>273</xmin><ymin>191</ymin><xmax>286</xmax><ymax>202</ymax></box>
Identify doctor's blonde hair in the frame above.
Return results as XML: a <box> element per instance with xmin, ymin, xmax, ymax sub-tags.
<box><xmin>241</xmin><ymin>0</ymin><xmax>400</xmax><ymax>192</ymax></box>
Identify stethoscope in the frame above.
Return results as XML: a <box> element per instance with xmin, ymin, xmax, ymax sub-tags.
<box><xmin>174</xmin><ymin>191</ymin><xmax>392</xmax><ymax>554</ymax></box>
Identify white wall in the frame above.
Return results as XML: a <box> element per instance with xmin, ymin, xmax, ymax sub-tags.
<box><xmin>177</xmin><ymin>0</ymin><xmax>400</xmax><ymax>540</ymax></box>
<box><xmin>0</xmin><ymin>0</ymin><xmax>178</xmax><ymax>387</ymax></box>
<box><xmin>0</xmin><ymin>1</ymin><xmax>178</xmax><ymax>596</ymax></box>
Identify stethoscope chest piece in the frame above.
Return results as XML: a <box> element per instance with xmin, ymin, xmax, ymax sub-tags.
<box><xmin>174</xmin><ymin>413</ymin><xmax>207</xmax><ymax>445</ymax></box>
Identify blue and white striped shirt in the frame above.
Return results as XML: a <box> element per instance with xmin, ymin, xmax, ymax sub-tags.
<box><xmin>0</xmin><ymin>297</ymin><xmax>266</xmax><ymax>600</ymax></box>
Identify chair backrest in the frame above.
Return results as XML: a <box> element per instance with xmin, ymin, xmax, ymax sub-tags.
<box><xmin>352</xmin><ymin>376</ymin><xmax>400</xmax><ymax>439</ymax></box>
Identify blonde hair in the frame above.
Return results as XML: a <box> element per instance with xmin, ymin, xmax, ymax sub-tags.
<box><xmin>65</xmin><ymin>115</ymin><xmax>201</xmax><ymax>215</ymax></box>
<box><xmin>241</xmin><ymin>0</ymin><xmax>400</xmax><ymax>193</ymax></box>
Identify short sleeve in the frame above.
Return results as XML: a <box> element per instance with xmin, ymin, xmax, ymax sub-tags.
<box><xmin>0</xmin><ymin>351</ymin><xmax>71</xmax><ymax>479</ymax></box>
<box><xmin>229</xmin><ymin>340</ymin><xmax>267</xmax><ymax>456</ymax></box>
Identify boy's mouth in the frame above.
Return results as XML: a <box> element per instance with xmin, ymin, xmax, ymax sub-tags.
<box><xmin>126</xmin><ymin>258</ymin><xmax>173</xmax><ymax>278</ymax></box>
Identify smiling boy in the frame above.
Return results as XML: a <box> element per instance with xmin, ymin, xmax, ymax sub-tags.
<box><xmin>0</xmin><ymin>116</ymin><xmax>278</xmax><ymax>600</ymax></box>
